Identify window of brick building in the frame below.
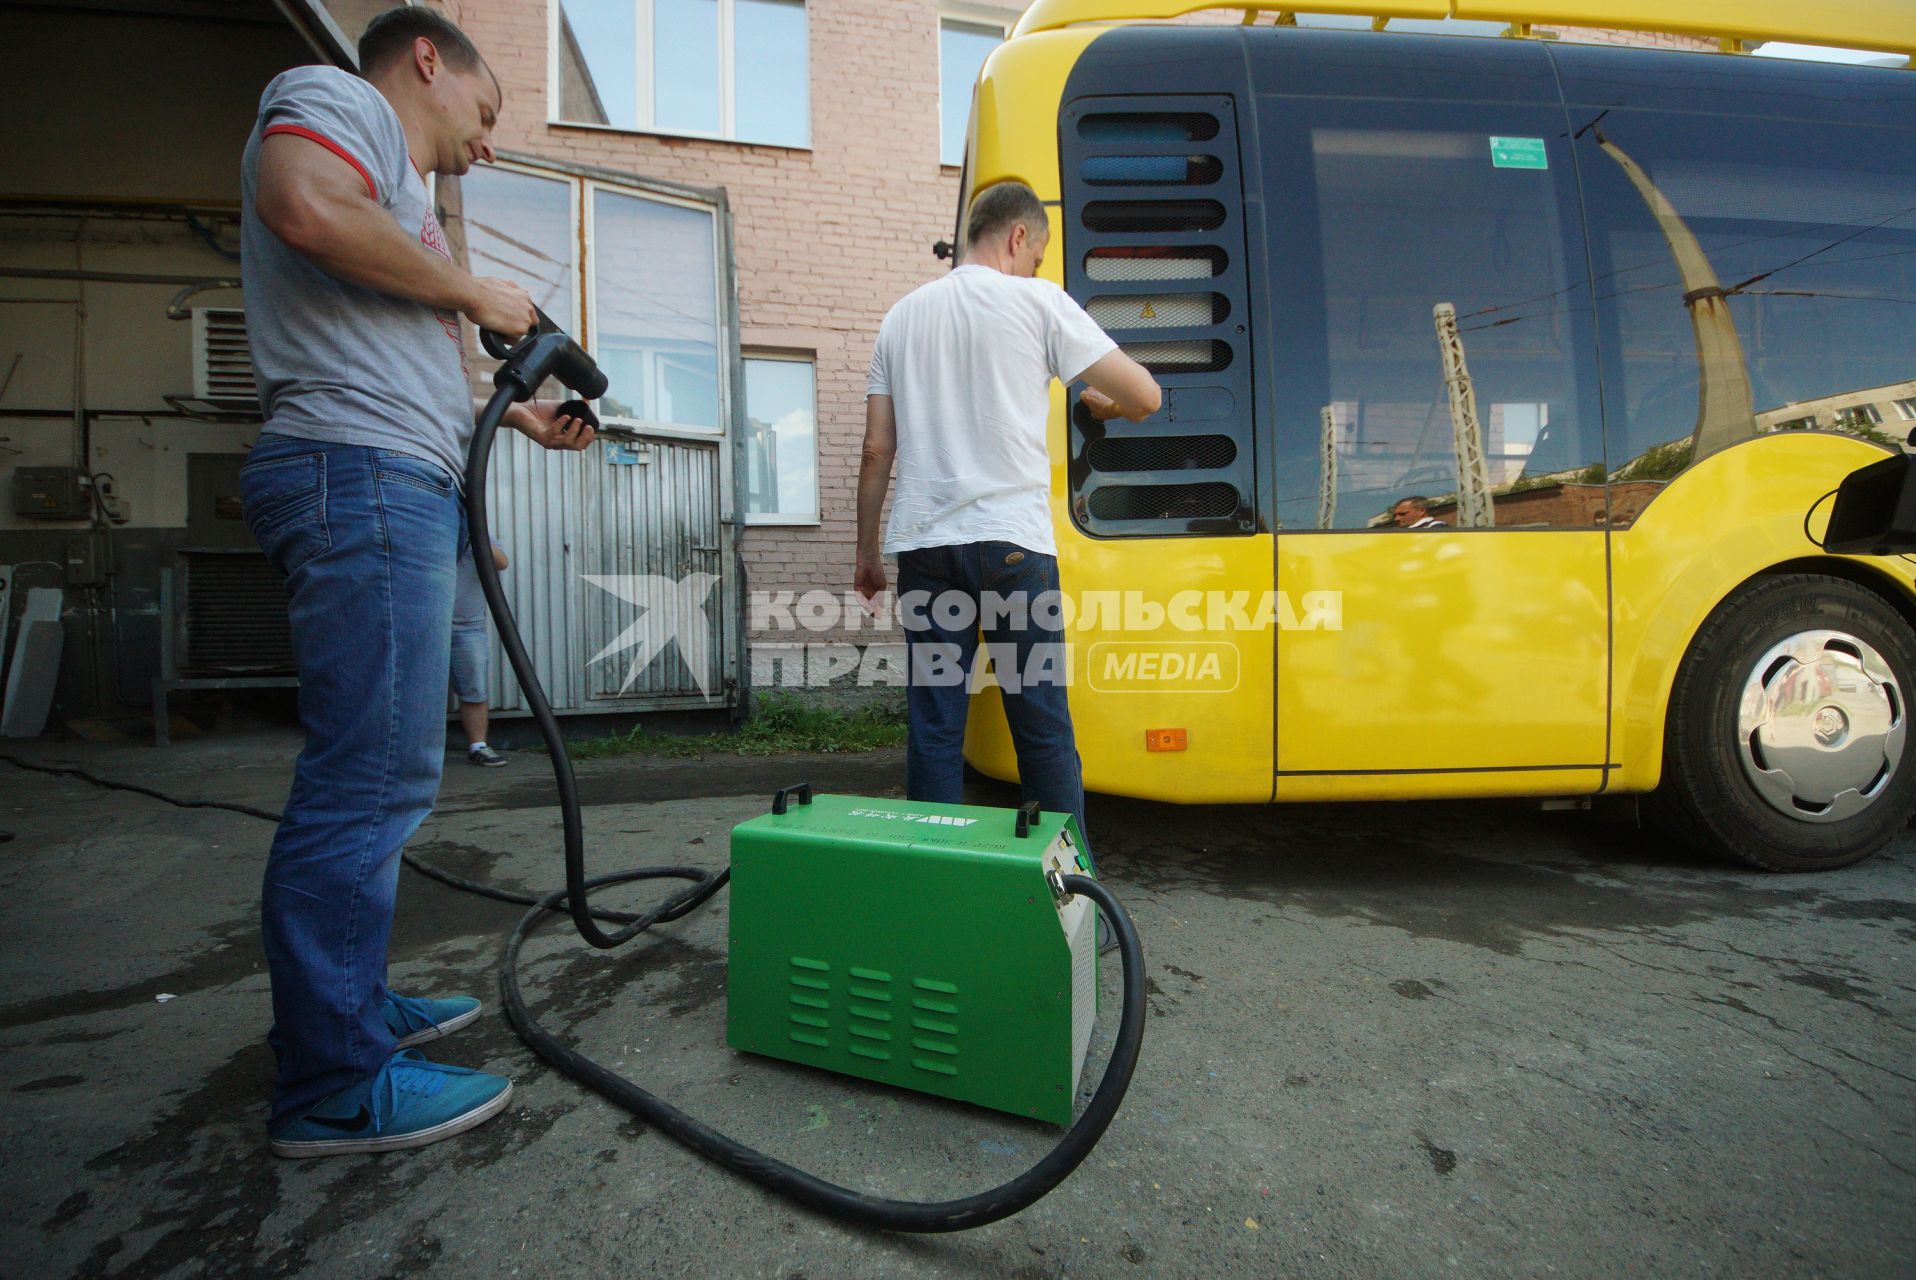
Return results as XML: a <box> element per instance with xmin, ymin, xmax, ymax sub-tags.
<box><xmin>939</xmin><ymin>17</ymin><xmax>1003</xmax><ymax>166</ymax></box>
<box><xmin>591</xmin><ymin>188</ymin><xmax>724</xmax><ymax>433</ymax></box>
<box><xmin>743</xmin><ymin>354</ymin><xmax>818</xmax><ymax>524</ymax></box>
<box><xmin>443</xmin><ymin>161</ymin><xmax>727</xmax><ymax>438</ymax></box>
<box><xmin>553</xmin><ymin>0</ymin><xmax>809</xmax><ymax>147</ymax></box>
<box><xmin>447</xmin><ymin>164</ymin><xmax>578</xmax><ymax>330</ymax></box>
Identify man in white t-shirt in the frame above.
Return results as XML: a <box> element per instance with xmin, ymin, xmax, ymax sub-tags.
<box><xmin>855</xmin><ymin>180</ymin><xmax>1161</xmax><ymax>863</ymax></box>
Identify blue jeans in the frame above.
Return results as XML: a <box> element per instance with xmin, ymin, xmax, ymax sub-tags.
<box><xmin>449</xmin><ymin>620</ymin><xmax>490</xmax><ymax>705</ymax></box>
<box><xmin>896</xmin><ymin>541</ymin><xmax>1091</xmax><ymax>858</ymax></box>
<box><xmin>241</xmin><ymin>434</ymin><xmax>464</xmax><ymax>1129</ymax></box>
<box><xmin>449</xmin><ymin>548</ymin><xmax>491</xmax><ymax>705</ymax></box>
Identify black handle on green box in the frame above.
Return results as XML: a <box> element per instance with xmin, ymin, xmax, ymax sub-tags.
<box><xmin>772</xmin><ymin>784</ymin><xmax>814</xmax><ymax>816</ymax></box>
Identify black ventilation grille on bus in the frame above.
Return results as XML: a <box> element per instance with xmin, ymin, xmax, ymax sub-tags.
<box><xmin>1082</xmin><ymin>154</ymin><xmax>1225</xmax><ymax>187</ymax></box>
<box><xmin>1088</xmin><ymin>434</ymin><xmax>1238</xmax><ymax>473</ymax></box>
<box><xmin>1081</xmin><ymin>200</ymin><xmax>1228</xmax><ymax>232</ymax></box>
<box><xmin>1078</xmin><ymin>111</ymin><xmax>1219</xmax><ymax>143</ymax></box>
<box><xmin>1088</xmin><ymin>483</ymin><xmax>1239</xmax><ymax>521</ymax></box>
<box><xmin>1062</xmin><ymin>94</ymin><xmax>1256</xmax><ymax>538</ymax></box>
<box><xmin>1084</xmin><ymin>245</ymin><xmax>1228</xmax><ymax>283</ymax></box>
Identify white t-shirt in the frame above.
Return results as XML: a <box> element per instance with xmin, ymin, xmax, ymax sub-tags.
<box><xmin>867</xmin><ymin>264</ymin><xmax>1117</xmax><ymax>556</ymax></box>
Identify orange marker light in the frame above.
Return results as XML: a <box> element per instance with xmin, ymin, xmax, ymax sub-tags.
<box><xmin>1145</xmin><ymin>728</ymin><xmax>1187</xmax><ymax>752</ymax></box>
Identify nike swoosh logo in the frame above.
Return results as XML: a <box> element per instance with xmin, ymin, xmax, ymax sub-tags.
<box><xmin>304</xmin><ymin>1105</ymin><xmax>373</xmax><ymax>1134</ymax></box>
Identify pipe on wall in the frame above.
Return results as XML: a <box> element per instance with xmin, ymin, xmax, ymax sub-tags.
<box><xmin>0</xmin><ymin>267</ymin><xmax>242</xmax><ymax>289</ymax></box>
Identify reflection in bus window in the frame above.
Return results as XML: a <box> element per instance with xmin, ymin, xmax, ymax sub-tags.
<box><xmin>1574</xmin><ymin>104</ymin><xmax>1916</xmax><ymax>522</ymax></box>
<box><xmin>1267</xmin><ymin>107</ymin><xmax>1606</xmax><ymax>530</ymax></box>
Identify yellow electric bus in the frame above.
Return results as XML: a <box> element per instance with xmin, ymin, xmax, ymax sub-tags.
<box><xmin>956</xmin><ymin>1</ymin><xmax>1916</xmax><ymax>869</ymax></box>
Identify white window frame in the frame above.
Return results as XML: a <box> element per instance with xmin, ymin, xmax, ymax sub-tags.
<box><xmin>938</xmin><ymin>9</ymin><xmax>1009</xmax><ymax>169</ymax></box>
<box><xmin>453</xmin><ymin>158</ymin><xmax>732</xmax><ymax>447</ymax></box>
<box><xmin>548</xmin><ymin>0</ymin><xmax>810</xmax><ymax>149</ymax></box>
<box><xmin>583</xmin><ymin>180</ymin><xmax>729</xmax><ymax>440</ymax></box>
<box><xmin>741</xmin><ymin>350</ymin><xmax>819</xmax><ymax>526</ymax></box>
<box><xmin>457</xmin><ymin>159</ymin><xmax>583</xmax><ymax>339</ymax></box>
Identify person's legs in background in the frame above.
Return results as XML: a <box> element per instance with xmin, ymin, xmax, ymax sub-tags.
<box><xmin>450</xmin><ymin>619</ymin><xmax>504</xmax><ymax>766</ymax></box>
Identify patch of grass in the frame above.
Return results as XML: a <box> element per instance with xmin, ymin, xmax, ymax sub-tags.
<box><xmin>564</xmin><ymin>694</ymin><xmax>907</xmax><ymax>761</ymax></box>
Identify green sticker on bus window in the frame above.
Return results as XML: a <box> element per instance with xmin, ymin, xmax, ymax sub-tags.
<box><xmin>1490</xmin><ymin>136</ymin><xmax>1548</xmax><ymax>169</ymax></box>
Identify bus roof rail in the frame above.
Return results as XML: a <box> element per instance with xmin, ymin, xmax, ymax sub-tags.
<box><xmin>1010</xmin><ymin>1</ymin><xmax>1916</xmax><ymax>62</ymax></box>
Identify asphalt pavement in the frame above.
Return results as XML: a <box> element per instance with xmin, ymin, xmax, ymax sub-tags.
<box><xmin>2</xmin><ymin>727</ymin><xmax>1911</xmax><ymax>1278</ymax></box>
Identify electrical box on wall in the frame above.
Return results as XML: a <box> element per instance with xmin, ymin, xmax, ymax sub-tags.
<box><xmin>64</xmin><ymin>534</ymin><xmax>105</xmax><ymax>587</ymax></box>
<box><xmin>11</xmin><ymin>467</ymin><xmax>92</xmax><ymax>520</ymax></box>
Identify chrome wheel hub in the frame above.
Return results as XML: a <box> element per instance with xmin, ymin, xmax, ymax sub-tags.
<box><xmin>1736</xmin><ymin>629</ymin><xmax>1904</xmax><ymax>823</ymax></box>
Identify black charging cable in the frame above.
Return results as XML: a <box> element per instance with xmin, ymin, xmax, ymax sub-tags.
<box><xmin>1804</xmin><ymin>487</ymin><xmax>1838</xmax><ymax>551</ymax></box>
<box><xmin>467</xmin><ymin>314</ymin><xmax>1150</xmax><ymax>1232</ymax></box>
<box><xmin>0</xmin><ymin>753</ymin><xmax>646</xmax><ymax>926</ymax></box>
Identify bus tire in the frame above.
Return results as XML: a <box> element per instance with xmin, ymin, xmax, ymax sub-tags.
<box><xmin>1651</xmin><ymin>573</ymin><xmax>1916</xmax><ymax>871</ymax></box>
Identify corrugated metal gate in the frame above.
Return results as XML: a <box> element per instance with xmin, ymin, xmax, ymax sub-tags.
<box><xmin>479</xmin><ymin>432</ymin><xmax>733</xmax><ymax>715</ymax></box>
<box><xmin>581</xmin><ymin>436</ymin><xmax>726</xmax><ymax>703</ymax></box>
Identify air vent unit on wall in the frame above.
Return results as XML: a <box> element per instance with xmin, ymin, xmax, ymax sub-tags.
<box><xmin>191</xmin><ymin>308</ymin><xmax>259</xmax><ymax>409</ymax></box>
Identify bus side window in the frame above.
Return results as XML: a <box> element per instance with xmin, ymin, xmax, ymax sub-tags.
<box><xmin>1264</xmin><ymin>100</ymin><xmax>1607</xmax><ymax>530</ymax></box>
<box><xmin>1565</xmin><ymin>72</ymin><xmax>1916</xmax><ymax>504</ymax></box>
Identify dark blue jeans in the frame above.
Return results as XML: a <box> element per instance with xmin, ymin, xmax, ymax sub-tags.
<box><xmin>241</xmin><ymin>435</ymin><xmax>463</xmax><ymax>1129</ymax></box>
<box><xmin>896</xmin><ymin>541</ymin><xmax>1090</xmax><ymax>857</ymax></box>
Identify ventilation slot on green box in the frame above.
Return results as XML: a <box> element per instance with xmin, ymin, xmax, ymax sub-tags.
<box><xmin>787</xmin><ymin>957</ymin><xmax>832</xmax><ymax>1048</ymax></box>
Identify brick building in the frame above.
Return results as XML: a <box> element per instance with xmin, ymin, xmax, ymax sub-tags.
<box><xmin>447</xmin><ymin>0</ymin><xmax>1022</xmax><ymax>693</ymax></box>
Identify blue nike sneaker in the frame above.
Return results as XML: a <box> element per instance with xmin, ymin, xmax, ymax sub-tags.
<box><xmin>269</xmin><ymin>1050</ymin><xmax>513</xmax><ymax>1158</ymax></box>
<box><xmin>385</xmin><ymin>992</ymin><xmax>481</xmax><ymax>1049</ymax></box>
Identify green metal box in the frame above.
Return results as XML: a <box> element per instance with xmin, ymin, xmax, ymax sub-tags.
<box><xmin>726</xmin><ymin>792</ymin><xmax>1097</xmax><ymax>1124</ymax></box>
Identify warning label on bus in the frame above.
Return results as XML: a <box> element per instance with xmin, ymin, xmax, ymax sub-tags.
<box><xmin>1489</xmin><ymin>136</ymin><xmax>1548</xmax><ymax>169</ymax></box>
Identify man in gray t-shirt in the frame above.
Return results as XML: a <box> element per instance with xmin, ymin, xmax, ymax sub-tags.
<box><xmin>241</xmin><ymin>64</ymin><xmax>475</xmax><ymax>481</ymax></box>
<box><xmin>238</xmin><ymin>7</ymin><xmax>595</xmax><ymax>1159</ymax></box>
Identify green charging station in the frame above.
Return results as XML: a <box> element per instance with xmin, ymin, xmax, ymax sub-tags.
<box><xmin>727</xmin><ymin>790</ymin><xmax>1098</xmax><ymax>1125</ymax></box>
<box><xmin>469</xmin><ymin>310</ymin><xmax>1148</xmax><ymax>1227</ymax></box>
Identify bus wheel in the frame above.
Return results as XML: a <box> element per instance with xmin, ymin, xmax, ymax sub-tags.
<box><xmin>1653</xmin><ymin>573</ymin><xmax>1916</xmax><ymax>871</ymax></box>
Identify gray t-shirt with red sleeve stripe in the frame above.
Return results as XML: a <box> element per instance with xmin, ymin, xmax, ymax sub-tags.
<box><xmin>240</xmin><ymin>65</ymin><xmax>474</xmax><ymax>484</ymax></box>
